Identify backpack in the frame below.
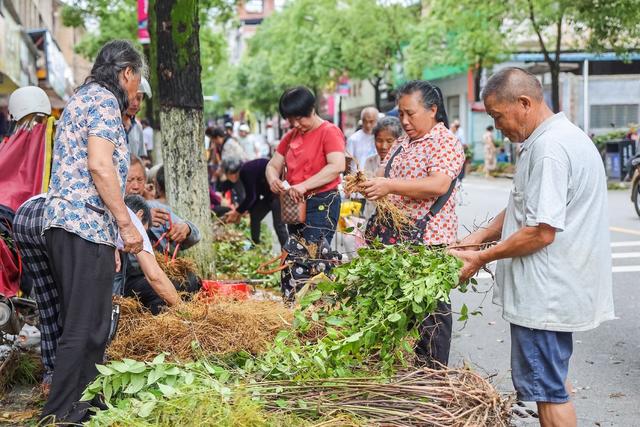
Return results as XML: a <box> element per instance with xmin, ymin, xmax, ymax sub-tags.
<box><xmin>0</xmin><ymin>205</ymin><xmax>21</xmax><ymax>298</ymax></box>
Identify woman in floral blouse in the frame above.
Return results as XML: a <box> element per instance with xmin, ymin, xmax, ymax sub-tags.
<box><xmin>41</xmin><ymin>40</ymin><xmax>145</xmax><ymax>424</ymax></box>
<box><xmin>362</xmin><ymin>80</ymin><xmax>465</xmax><ymax>370</ymax></box>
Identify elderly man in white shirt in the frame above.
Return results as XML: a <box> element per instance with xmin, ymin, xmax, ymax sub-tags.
<box><xmin>346</xmin><ymin>107</ymin><xmax>379</xmax><ymax>171</ymax></box>
<box><xmin>451</xmin><ymin>68</ymin><xmax>614</xmax><ymax>427</ymax></box>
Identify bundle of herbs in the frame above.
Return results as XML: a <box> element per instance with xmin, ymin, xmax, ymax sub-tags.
<box><xmin>83</xmin><ymin>356</ymin><xmax>509</xmax><ymax>426</ymax></box>
<box><xmin>343</xmin><ymin>172</ymin><xmax>413</xmax><ymax>231</ymax></box>
<box><xmin>235</xmin><ymin>244</ymin><xmax>465</xmax><ymax>380</ymax></box>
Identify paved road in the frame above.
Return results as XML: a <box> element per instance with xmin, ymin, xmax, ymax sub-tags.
<box><xmin>451</xmin><ymin>176</ymin><xmax>640</xmax><ymax>426</ymax></box>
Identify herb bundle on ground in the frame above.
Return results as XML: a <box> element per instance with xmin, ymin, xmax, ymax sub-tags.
<box><xmin>83</xmin><ymin>357</ymin><xmax>509</xmax><ymax>426</ymax></box>
<box><xmin>344</xmin><ymin>172</ymin><xmax>413</xmax><ymax>232</ymax></box>
<box><xmin>108</xmin><ymin>297</ymin><xmax>293</xmax><ymax>362</ymax></box>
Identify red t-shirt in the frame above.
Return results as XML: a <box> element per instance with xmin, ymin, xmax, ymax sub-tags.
<box><xmin>276</xmin><ymin>121</ymin><xmax>345</xmax><ymax>194</ymax></box>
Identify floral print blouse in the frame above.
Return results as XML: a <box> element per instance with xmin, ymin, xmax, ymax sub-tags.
<box><xmin>43</xmin><ymin>83</ymin><xmax>129</xmax><ymax>247</ymax></box>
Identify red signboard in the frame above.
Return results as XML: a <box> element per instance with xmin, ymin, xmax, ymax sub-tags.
<box><xmin>138</xmin><ymin>0</ymin><xmax>150</xmax><ymax>44</ymax></box>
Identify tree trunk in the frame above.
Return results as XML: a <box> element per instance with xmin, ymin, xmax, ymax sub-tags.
<box><xmin>150</xmin><ymin>0</ymin><xmax>213</xmax><ymax>275</ymax></box>
<box><xmin>370</xmin><ymin>77</ymin><xmax>382</xmax><ymax>111</ymax></box>
<box><xmin>550</xmin><ymin>65</ymin><xmax>560</xmax><ymax>113</ymax></box>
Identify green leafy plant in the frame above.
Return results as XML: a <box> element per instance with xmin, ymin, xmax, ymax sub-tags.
<box><xmin>249</xmin><ymin>244</ymin><xmax>465</xmax><ymax>379</ymax></box>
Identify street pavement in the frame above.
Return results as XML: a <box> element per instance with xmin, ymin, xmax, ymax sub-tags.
<box><xmin>451</xmin><ymin>176</ymin><xmax>640</xmax><ymax>426</ymax></box>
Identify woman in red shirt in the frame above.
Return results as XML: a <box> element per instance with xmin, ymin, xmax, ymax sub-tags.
<box><xmin>266</xmin><ymin>86</ymin><xmax>346</xmax><ymax>245</ymax></box>
<box><xmin>362</xmin><ymin>80</ymin><xmax>465</xmax><ymax>370</ymax></box>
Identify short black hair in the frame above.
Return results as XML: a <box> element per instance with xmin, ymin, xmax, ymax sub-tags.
<box><xmin>205</xmin><ymin>126</ymin><xmax>225</xmax><ymax>138</ymax></box>
<box><xmin>124</xmin><ymin>194</ymin><xmax>151</xmax><ymax>227</ymax></box>
<box><xmin>156</xmin><ymin>165</ymin><xmax>165</xmax><ymax>195</ymax></box>
<box><xmin>279</xmin><ymin>86</ymin><xmax>316</xmax><ymax>118</ymax></box>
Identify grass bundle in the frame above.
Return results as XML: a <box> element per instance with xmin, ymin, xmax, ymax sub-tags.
<box><xmin>108</xmin><ymin>296</ymin><xmax>293</xmax><ymax>362</ymax></box>
<box><xmin>251</xmin><ymin>367</ymin><xmax>511</xmax><ymax>426</ymax></box>
<box><xmin>343</xmin><ymin>172</ymin><xmax>413</xmax><ymax>231</ymax></box>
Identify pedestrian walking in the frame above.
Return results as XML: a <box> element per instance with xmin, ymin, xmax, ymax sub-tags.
<box><xmin>483</xmin><ymin>125</ymin><xmax>497</xmax><ymax>177</ymax></box>
<box><xmin>452</xmin><ymin>67</ymin><xmax>614</xmax><ymax>427</ymax></box>
<box><xmin>40</xmin><ymin>40</ymin><xmax>145</xmax><ymax>424</ymax></box>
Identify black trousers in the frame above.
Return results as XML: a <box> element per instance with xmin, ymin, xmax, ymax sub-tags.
<box><xmin>41</xmin><ymin>228</ymin><xmax>115</xmax><ymax>424</ymax></box>
<box><xmin>415</xmin><ymin>300</ymin><xmax>452</xmax><ymax>368</ymax></box>
<box><xmin>249</xmin><ymin>196</ymin><xmax>288</xmax><ymax>248</ymax></box>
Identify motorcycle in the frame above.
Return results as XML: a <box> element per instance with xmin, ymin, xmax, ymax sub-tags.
<box><xmin>629</xmin><ymin>154</ymin><xmax>640</xmax><ymax>218</ymax></box>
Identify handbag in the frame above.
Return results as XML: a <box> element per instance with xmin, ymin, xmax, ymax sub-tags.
<box><xmin>280</xmin><ymin>191</ymin><xmax>307</xmax><ymax>224</ymax></box>
<box><xmin>365</xmin><ymin>145</ymin><xmax>458</xmax><ymax>245</ymax></box>
<box><xmin>279</xmin><ymin>161</ymin><xmax>307</xmax><ymax>224</ymax></box>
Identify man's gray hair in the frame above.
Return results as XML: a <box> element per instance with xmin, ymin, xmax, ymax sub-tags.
<box><xmin>360</xmin><ymin>106</ymin><xmax>379</xmax><ymax>119</ymax></box>
<box><xmin>482</xmin><ymin>67</ymin><xmax>544</xmax><ymax>103</ymax></box>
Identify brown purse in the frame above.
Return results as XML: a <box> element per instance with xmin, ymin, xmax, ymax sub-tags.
<box><xmin>279</xmin><ymin>163</ymin><xmax>307</xmax><ymax>224</ymax></box>
<box><xmin>280</xmin><ymin>191</ymin><xmax>306</xmax><ymax>224</ymax></box>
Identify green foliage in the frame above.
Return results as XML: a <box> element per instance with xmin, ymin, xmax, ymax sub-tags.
<box><xmin>61</xmin><ymin>0</ymin><xmax>139</xmax><ymax>60</ymax></box>
<box><xmin>406</xmin><ymin>0</ymin><xmax>509</xmax><ymax>78</ymax></box>
<box><xmin>252</xmin><ymin>244</ymin><xmax>464</xmax><ymax>379</ymax></box>
<box><xmin>212</xmin><ymin>221</ymin><xmax>277</xmax><ymax>284</ymax></box>
<box><xmin>592</xmin><ymin>130</ymin><xmax>628</xmax><ymax>151</ymax></box>
<box><xmin>218</xmin><ymin>0</ymin><xmax>416</xmax><ymax>114</ymax></box>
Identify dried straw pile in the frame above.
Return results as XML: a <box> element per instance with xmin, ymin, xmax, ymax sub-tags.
<box><xmin>108</xmin><ymin>296</ymin><xmax>293</xmax><ymax>361</ymax></box>
<box><xmin>252</xmin><ymin>367</ymin><xmax>512</xmax><ymax>426</ymax></box>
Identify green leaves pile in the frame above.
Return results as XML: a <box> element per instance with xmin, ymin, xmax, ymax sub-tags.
<box><xmin>252</xmin><ymin>244</ymin><xmax>464</xmax><ymax>379</ymax></box>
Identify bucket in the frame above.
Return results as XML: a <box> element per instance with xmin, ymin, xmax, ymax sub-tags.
<box><xmin>200</xmin><ymin>280</ymin><xmax>250</xmax><ymax>300</ymax></box>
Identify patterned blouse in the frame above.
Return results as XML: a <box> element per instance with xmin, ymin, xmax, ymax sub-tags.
<box><xmin>43</xmin><ymin>83</ymin><xmax>129</xmax><ymax>247</ymax></box>
<box><xmin>382</xmin><ymin>122</ymin><xmax>465</xmax><ymax>245</ymax></box>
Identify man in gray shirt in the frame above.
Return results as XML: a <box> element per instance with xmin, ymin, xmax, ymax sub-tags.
<box><xmin>452</xmin><ymin>68</ymin><xmax>614</xmax><ymax>427</ymax></box>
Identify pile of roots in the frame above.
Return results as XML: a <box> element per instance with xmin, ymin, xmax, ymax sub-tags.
<box><xmin>108</xmin><ymin>296</ymin><xmax>293</xmax><ymax>361</ymax></box>
<box><xmin>252</xmin><ymin>367</ymin><xmax>512</xmax><ymax>426</ymax></box>
<box><xmin>344</xmin><ymin>171</ymin><xmax>413</xmax><ymax>231</ymax></box>
<box><xmin>154</xmin><ymin>253</ymin><xmax>198</xmax><ymax>284</ymax></box>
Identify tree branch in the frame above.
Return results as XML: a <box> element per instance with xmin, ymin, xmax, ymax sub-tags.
<box><xmin>527</xmin><ymin>0</ymin><xmax>553</xmax><ymax>66</ymax></box>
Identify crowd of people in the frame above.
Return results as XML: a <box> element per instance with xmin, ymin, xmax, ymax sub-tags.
<box><xmin>2</xmin><ymin>37</ymin><xmax>614</xmax><ymax>427</ymax></box>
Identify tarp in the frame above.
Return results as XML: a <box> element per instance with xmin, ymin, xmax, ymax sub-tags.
<box><xmin>0</xmin><ymin>117</ymin><xmax>54</xmax><ymax>211</ymax></box>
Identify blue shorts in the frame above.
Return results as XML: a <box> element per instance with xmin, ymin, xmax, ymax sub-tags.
<box><xmin>510</xmin><ymin>323</ymin><xmax>573</xmax><ymax>403</ymax></box>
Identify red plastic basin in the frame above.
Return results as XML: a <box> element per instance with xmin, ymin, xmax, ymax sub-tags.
<box><xmin>201</xmin><ymin>280</ymin><xmax>250</xmax><ymax>300</ymax></box>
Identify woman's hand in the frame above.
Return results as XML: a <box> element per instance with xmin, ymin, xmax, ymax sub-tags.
<box><xmin>288</xmin><ymin>183</ymin><xmax>306</xmax><ymax>203</ymax></box>
<box><xmin>361</xmin><ymin>177</ymin><xmax>393</xmax><ymax>201</ymax></box>
<box><xmin>119</xmin><ymin>221</ymin><xmax>144</xmax><ymax>254</ymax></box>
<box><xmin>269</xmin><ymin>178</ymin><xmax>286</xmax><ymax>195</ymax></box>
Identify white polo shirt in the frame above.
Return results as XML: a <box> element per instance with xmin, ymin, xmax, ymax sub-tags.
<box><xmin>494</xmin><ymin>113</ymin><xmax>615</xmax><ymax>332</ymax></box>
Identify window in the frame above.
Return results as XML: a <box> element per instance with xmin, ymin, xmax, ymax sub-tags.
<box><xmin>447</xmin><ymin>95</ymin><xmax>460</xmax><ymax>122</ymax></box>
<box><xmin>245</xmin><ymin>0</ymin><xmax>264</xmax><ymax>13</ymax></box>
<box><xmin>591</xmin><ymin>104</ymin><xmax>639</xmax><ymax>128</ymax></box>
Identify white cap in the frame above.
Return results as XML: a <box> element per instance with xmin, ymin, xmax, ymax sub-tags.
<box><xmin>138</xmin><ymin>77</ymin><xmax>152</xmax><ymax>98</ymax></box>
<box><xmin>239</xmin><ymin>124</ymin><xmax>250</xmax><ymax>133</ymax></box>
<box><xmin>8</xmin><ymin>86</ymin><xmax>51</xmax><ymax>121</ymax></box>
